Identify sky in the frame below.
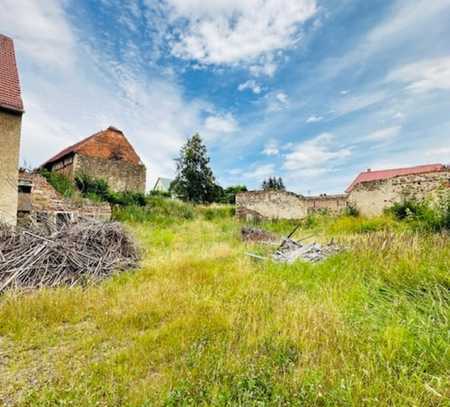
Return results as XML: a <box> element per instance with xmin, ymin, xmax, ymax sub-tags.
<box><xmin>1</xmin><ymin>0</ymin><xmax>449</xmax><ymax>194</ymax></box>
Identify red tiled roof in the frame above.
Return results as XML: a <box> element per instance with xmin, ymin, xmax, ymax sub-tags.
<box><xmin>42</xmin><ymin>126</ymin><xmax>143</xmax><ymax>167</ymax></box>
<box><xmin>346</xmin><ymin>163</ymin><xmax>446</xmax><ymax>193</ymax></box>
<box><xmin>0</xmin><ymin>34</ymin><xmax>23</xmax><ymax>113</ymax></box>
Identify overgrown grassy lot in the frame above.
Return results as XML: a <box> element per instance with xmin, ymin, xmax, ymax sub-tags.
<box><xmin>0</xmin><ymin>204</ymin><xmax>449</xmax><ymax>406</ymax></box>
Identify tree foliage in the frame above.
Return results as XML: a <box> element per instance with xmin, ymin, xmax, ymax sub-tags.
<box><xmin>171</xmin><ymin>134</ymin><xmax>221</xmax><ymax>203</ymax></box>
<box><xmin>262</xmin><ymin>177</ymin><xmax>285</xmax><ymax>191</ymax></box>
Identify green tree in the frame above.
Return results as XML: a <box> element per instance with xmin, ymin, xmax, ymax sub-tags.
<box><xmin>262</xmin><ymin>176</ymin><xmax>285</xmax><ymax>191</ymax></box>
<box><xmin>220</xmin><ymin>185</ymin><xmax>247</xmax><ymax>204</ymax></box>
<box><xmin>171</xmin><ymin>134</ymin><xmax>220</xmax><ymax>203</ymax></box>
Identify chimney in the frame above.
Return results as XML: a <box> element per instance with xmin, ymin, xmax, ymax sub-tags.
<box><xmin>367</xmin><ymin>168</ymin><xmax>371</xmax><ymax>172</ymax></box>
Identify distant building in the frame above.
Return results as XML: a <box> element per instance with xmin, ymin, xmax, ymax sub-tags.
<box><xmin>0</xmin><ymin>34</ymin><xmax>24</xmax><ymax>226</ymax></box>
<box><xmin>153</xmin><ymin>177</ymin><xmax>173</xmax><ymax>193</ymax></box>
<box><xmin>42</xmin><ymin>126</ymin><xmax>146</xmax><ymax>193</ymax></box>
<box><xmin>347</xmin><ymin>163</ymin><xmax>450</xmax><ymax>216</ymax></box>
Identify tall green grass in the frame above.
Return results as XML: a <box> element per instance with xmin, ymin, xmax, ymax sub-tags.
<box><xmin>0</xmin><ymin>204</ymin><xmax>449</xmax><ymax>405</ymax></box>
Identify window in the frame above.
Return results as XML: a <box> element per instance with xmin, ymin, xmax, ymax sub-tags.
<box><xmin>18</xmin><ymin>185</ymin><xmax>32</xmax><ymax>193</ymax></box>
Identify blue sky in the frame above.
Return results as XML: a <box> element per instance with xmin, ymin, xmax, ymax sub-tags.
<box><xmin>1</xmin><ymin>0</ymin><xmax>449</xmax><ymax>193</ymax></box>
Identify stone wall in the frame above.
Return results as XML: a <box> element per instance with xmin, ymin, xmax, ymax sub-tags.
<box><xmin>348</xmin><ymin>170</ymin><xmax>450</xmax><ymax>216</ymax></box>
<box><xmin>236</xmin><ymin>191</ymin><xmax>308</xmax><ymax>220</ymax></box>
<box><xmin>304</xmin><ymin>194</ymin><xmax>348</xmax><ymax>214</ymax></box>
<box><xmin>0</xmin><ymin>110</ymin><xmax>21</xmax><ymax>226</ymax></box>
<box><xmin>236</xmin><ymin>190</ymin><xmax>348</xmax><ymax>220</ymax></box>
<box><xmin>17</xmin><ymin>172</ymin><xmax>111</xmax><ymax>225</ymax></box>
<box><xmin>73</xmin><ymin>154</ymin><xmax>146</xmax><ymax>193</ymax></box>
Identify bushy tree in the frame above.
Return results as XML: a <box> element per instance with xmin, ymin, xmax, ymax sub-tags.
<box><xmin>262</xmin><ymin>176</ymin><xmax>285</xmax><ymax>191</ymax></box>
<box><xmin>171</xmin><ymin>134</ymin><xmax>220</xmax><ymax>203</ymax></box>
<box><xmin>220</xmin><ymin>185</ymin><xmax>248</xmax><ymax>204</ymax></box>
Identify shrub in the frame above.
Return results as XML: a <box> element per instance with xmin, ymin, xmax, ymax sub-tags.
<box><xmin>386</xmin><ymin>194</ymin><xmax>450</xmax><ymax>232</ymax></box>
<box><xmin>40</xmin><ymin>169</ymin><xmax>75</xmax><ymax>198</ymax></box>
<box><xmin>344</xmin><ymin>204</ymin><xmax>359</xmax><ymax>217</ymax></box>
<box><xmin>75</xmin><ymin>173</ymin><xmax>109</xmax><ymax>201</ymax></box>
<box><xmin>388</xmin><ymin>199</ymin><xmax>429</xmax><ymax>221</ymax></box>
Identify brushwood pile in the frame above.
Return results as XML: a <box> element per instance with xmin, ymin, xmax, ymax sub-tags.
<box><xmin>0</xmin><ymin>219</ymin><xmax>139</xmax><ymax>293</ymax></box>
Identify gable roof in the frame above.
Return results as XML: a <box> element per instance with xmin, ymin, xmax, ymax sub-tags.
<box><xmin>346</xmin><ymin>163</ymin><xmax>446</xmax><ymax>193</ymax></box>
<box><xmin>0</xmin><ymin>34</ymin><xmax>24</xmax><ymax>113</ymax></box>
<box><xmin>42</xmin><ymin>126</ymin><xmax>144</xmax><ymax>167</ymax></box>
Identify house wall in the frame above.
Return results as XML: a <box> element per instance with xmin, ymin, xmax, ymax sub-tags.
<box><xmin>49</xmin><ymin>153</ymin><xmax>146</xmax><ymax>193</ymax></box>
<box><xmin>348</xmin><ymin>170</ymin><xmax>450</xmax><ymax>216</ymax></box>
<box><xmin>74</xmin><ymin>154</ymin><xmax>146</xmax><ymax>193</ymax></box>
<box><xmin>17</xmin><ymin>173</ymin><xmax>111</xmax><ymax>225</ymax></box>
<box><xmin>0</xmin><ymin>110</ymin><xmax>21</xmax><ymax>226</ymax></box>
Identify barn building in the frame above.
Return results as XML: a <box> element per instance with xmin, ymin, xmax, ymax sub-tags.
<box><xmin>42</xmin><ymin>126</ymin><xmax>146</xmax><ymax>193</ymax></box>
<box><xmin>346</xmin><ymin>164</ymin><xmax>450</xmax><ymax>216</ymax></box>
<box><xmin>0</xmin><ymin>34</ymin><xmax>24</xmax><ymax>226</ymax></box>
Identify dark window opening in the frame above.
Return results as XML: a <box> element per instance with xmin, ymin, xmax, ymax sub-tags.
<box><xmin>18</xmin><ymin>185</ymin><xmax>32</xmax><ymax>193</ymax></box>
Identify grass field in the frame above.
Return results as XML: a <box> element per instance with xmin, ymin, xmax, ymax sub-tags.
<box><xmin>0</xmin><ymin>206</ymin><xmax>449</xmax><ymax>406</ymax></box>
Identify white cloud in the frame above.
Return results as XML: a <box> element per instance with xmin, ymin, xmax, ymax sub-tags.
<box><xmin>333</xmin><ymin>90</ymin><xmax>386</xmax><ymax>116</ymax></box>
<box><xmin>387</xmin><ymin>57</ymin><xmax>450</xmax><ymax>93</ymax></box>
<box><xmin>283</xmin><ymin>133</ymin><xmax>351</xmax><ymax>174</ymax></box>
<box><xmin>5</xmin><ymin>0</ymin><xmax>225</xmax><ymax>189</ymax></box>
<box><xmin>204</xmin><ymin>113</ymin><xmax>239</xmax><ymax>134</ymax></box>
<box><xmin>249</xmin><ymin>163</ymin><xmax>276</xmax><ymax>180</ymax></box>
<box><xmin>238</xmin><ymin>80</ymin><xmax>262</xmax><ymax>94</ymax></box>
<box><xmin>392</xmin><ymin>112</ymin><xmax>405</xmax><ymax>120</ymax></box>
<box><xmin>340</xmin><ymin>90</ymin><xmax>349</xmax><ymax>95</ymax></box>
<box><xmin>366</xmin><ymin>126</ymin><xmax>401</xmax><ymax>142</ymax></box>
<box><xmin>306</xmin><ymin>115</ymin><xmax>323</xmax><ymax>123</ymax></box>
<box><xmin>319</xmin><ymin>0</ymin><xmax>450</xmax><ymax>80</ymax></box>
<box><xmin>165</xmin><ymin>0</ymin><xmax>317</xmax><ymax>74</ymax></box>
<box><xmin>265</xmin><ymin>91</ymin><xmax>289</xmax><ymax>112</ymax></box>
<box><xmin>0</xmin><ymin>0</ymin><xmax>75</xmax><ymax>68</ymax></box>
<box><xmin>262</xmin><ymin>140</ymin><xmax>279</xmax><ymax>156</ymax></box>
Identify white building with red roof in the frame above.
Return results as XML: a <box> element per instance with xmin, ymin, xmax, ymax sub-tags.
<box><xmin>347</xmin><ymin>164</ymin><xmax>449</xmax><ymax>216</ymax></box>
<box><xmin>0</xmin><ymin>34</ymin><xmax>24</xmax><ymax>226</ymax></box>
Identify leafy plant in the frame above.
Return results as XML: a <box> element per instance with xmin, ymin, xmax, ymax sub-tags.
<box><xmin>40</xmin><ymin>169</ymin><xmax>75</xmax><ymax>198</ymax></box>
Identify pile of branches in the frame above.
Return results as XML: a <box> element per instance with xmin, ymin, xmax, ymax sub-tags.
<box><xmin>0</xmin><ymin>220</ymin><xmax>139</xmax><ymax>293</ymax></box>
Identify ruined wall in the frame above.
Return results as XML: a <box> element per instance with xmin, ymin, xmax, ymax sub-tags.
<box><xmin>73</xmin><ymin>154</ymin><xmax>146</xmax><ymax>193</ymax></box>
<box><xmin>236</xmin><ymin>191</ymin><xmax>309</xmax><ymax>220</ymax></box>
<box><xmin>236</xmin><ymin>190</ymin><xmax>349</xmax><ymax>220</ymax></box>
<box><xmin>348</xmin><ymin>170</ymin><xmax>450</xmax><ymax>217</ymax></box>
<box><xmin>17</xmin><ymin>173</ymin><xmax>111</xmax><ymax>225</ymax></box>
<box><xmin>0</xmin><ymin>110</ymin><xmax>21</xmax><ymax>226</ymax></box>
<box><xmin>304</xmin><ymin>194</ymin><xmax>348</xmax><ymax>214</ymax></box>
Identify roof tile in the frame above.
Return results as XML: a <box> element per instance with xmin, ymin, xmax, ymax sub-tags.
<box><xmin>0</xmin><ymin>34</ymin><xmax>23</xmax><ymax>113</ymax></box>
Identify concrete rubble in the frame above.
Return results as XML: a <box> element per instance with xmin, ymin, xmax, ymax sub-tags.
<box><xmin>272</xmin><ymin>238</ymin><xmax>341</xmax><ymax>263</ymax></box>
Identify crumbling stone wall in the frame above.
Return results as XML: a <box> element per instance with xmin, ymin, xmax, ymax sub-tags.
<box><xmin>304</xmin><ymin>194</ymin><xmax>348</xmax><ymax>214</ymax></box>
<box><xmin>0</xmin><ymin>110</ymin><xmax>21</xmax><ymax>226</ymax></box>
<box><xmin>236</xmin><ymin>191</ymin><xmax>308</xmax><ymax>220</ymax></box>
<box><xmin>348</xmin><ymin>170</ymin><xmax>450</xmax><ymax>217</ymax></box>
<box><xmin>17</xmin><ymin>173</ymin><xmax>111</xmax><ymax>225</ymax></box>
<box><xmin>236</xmin><ymin>190</ymin><xmax>349</xmax><ymax>220</ymax></box>
<box><xmin>74</xmin><ymin>154</ymin><xmax>146</xmax><ymax>193</ymax></box>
